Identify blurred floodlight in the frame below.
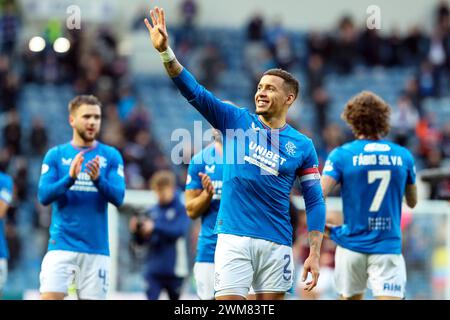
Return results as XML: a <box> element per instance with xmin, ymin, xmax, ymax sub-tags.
<box><xmin>29</xmin><ymin>36</ymin><xmax>46</xmax><ymax>52</ymax></box>
<box><xmin>53</xmin><ymin>37</ymin><xmax>71</xmax><ymax>53</ymax></box>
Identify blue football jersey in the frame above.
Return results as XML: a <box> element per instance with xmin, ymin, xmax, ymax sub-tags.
<box><xmin>0</xmin><ymin>172</ymin><xmax>14</xmax><ymax>259</ymax></box>
<box><xmin>323</xmin><ymin>140</ymin><xmax>416</xmax><ymax>254</ymax></box>
<box><xmin>173</xmin><ymin>69</ymin><xmax>325</xmax><ymax>247</ymax></box>
<box><xmin>38</xmin><ymin>141</ymin><xmax>126</xmax><ymax>256</ymax></box>
<box><xmin>185</xmin><ymin>144</ymin><xmax>223</xmax><ymax>263</ymax></box>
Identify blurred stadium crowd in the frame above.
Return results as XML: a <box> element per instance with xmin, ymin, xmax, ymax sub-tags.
<box><xmin>0</xmin><ymin>0</ymin><xmax>450</xmax><ymax>299</ymax></box>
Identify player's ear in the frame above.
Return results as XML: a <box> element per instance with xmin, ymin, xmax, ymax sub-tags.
<box><xmin>286</xmin><ymin>92</ymin><xmax>295</xmax><ymax>106</ymax></box>
<box><xmin>68</xmin><ymin>114</ymin><xmax>75</xmax><ymax>127</ymax></box>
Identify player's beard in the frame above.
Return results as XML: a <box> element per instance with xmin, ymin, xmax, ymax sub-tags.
<box><xmin>77</xmin><ymin>127</ymin><xmax>98</xmax><ymax>143</ymax></box>
<box><xmin>255</xmin><ymin>108</ymin><xmax>269</xmax><ymax>116</ymax></box>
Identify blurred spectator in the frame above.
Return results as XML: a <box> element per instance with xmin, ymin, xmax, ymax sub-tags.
<box><xmin>4</xmin><ymin>204</ymin><xmax>20</xmax><ymax>271</ymax></box>
<box><xmin>306</xmin><ymin>30</ymin><xmax>331</xmax><ymax>62</ymax></box>
<box><xmin>3</xmin><ymin>110</ymin><xmax>22</xmax><ymax>156</ymax></box>
<box><xmin>11</xmin><ymin>157</ymin><xmax>28</xmax><ymax>202</ymax></box>
<box><xmin>247</xmin><ymin>13</ymin><xmax>265</xmax><ymax>42</ymax></box>
<box><xmin>423</xmin><ymin>147</ymin><xmax>444</xmax><ymax>199</ymax></box>
<box><xmin>359</xmin><ymin>28</ymin><xmax>383</xmax><ymax>67</ymax></box>
<box><xmin>404</xmin><ymin>77</ymin><xmax>424</xmax><ymax>116</ymax></box>
<box><xmin>440</xmin><ymin>121</ymin><xmax>450</xmax><ymax>158</ymax></box>
<box><xmin>317</xmin><ymin>123</ymin><xmax>345</xmax><ymax>173</ymax></box>
<box><xmin>180</xmin><ymin>0</ymin><xmax>198</xmax><ymax>28</ymax></box>
<box><xmin>383</xmin><ymin>28</ymin><xmax>403</xmax><ymax>67</ymax></box>
<box><xmin>403</xmin><ymin>26</ymin><xmax>428</xmax><ymax>66</ymax></box>
<box><xmin>100</xmin><ymin>104</ymin><xmax>126</xmax><ymax>149</ymax></box>
<box><xmin>195</xmin><ymin>43</ymin><xmax>225</xmax><ymax>90</ymax></box>
<box><xmin>244</xmin><ymin>44</ymin><xmax>277</xmax><ymax>92</ymax></box>
<box><xmin>117</xmin><ymin>85</ymin><xmax>138</xmax><ymax>121</ymax></box>
<box><xmin>273</xmin><ymin>35</ymin><xmax>295</xmax><ymax>70</ymax></box>
<box><xmin>416</xmin><ymin>113</ymin><xmax>442</xmax><ymax>159</ymax></box>
<box><xmin>178</xmin><ymin>0</ymin><xmax>198</xmax><ymax>46</ymax></box>
<box><xmin>306</xmin><ymin>54</ymin><xmax>325</xmax><ymax>99</ymax></box>
<box><xmin>29</xmin><ymin>118</ymin><xmax>48</xmax><ymax>156</ymax></box>
<box><xmin>312</xmin><ymin>87</ymin><xmax>330</xmax><ymax>135</ymax></box>
<box><xmin>129</xmin><ymin>170</ymin><xmax>190</xmax><ymax>300</ymax></box>
<box><xmin>332</xmin><ymin>16</ymin><xmax>358</xmax><ymax>74</ymax></box>
<box><xmin>124</xmin><ymin>129</ymin><xmax>168</xmax><ymax>185</ymax></box>
<box><xmin>417</xmin><ymin>60</ymin><xmax>439</xmax><ymax>98</ymax></box>
<box><xmin>435</xmin><ymin>0</ymin><xmax>450</xmax><ymax>33</ymax></box>
<box><xmin>0</xmin><ymin>0</ymin><xmax>20</xmax><ymax>56</ymax></box>
<box><xmin>427</xmin><ymin>27</ymin><xmax>448</xmax><ymax>96</ymax></box>
<box><xmin>391</xmin><ymin>95</ymin><xmax>420</xmax><ymax>146</ymax></box>
<box><xmin>0</xmin><ymin>55</ymin><xmax>19</xmax><ymax>112</ymax></box>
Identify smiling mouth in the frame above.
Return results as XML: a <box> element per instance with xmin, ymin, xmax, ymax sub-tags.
<box><xmin>257</xmin><ymin>100</ymin><xmax>269</xmax><ymax>105</ymax></box>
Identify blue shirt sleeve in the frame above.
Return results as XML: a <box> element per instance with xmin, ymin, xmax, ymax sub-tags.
<box><xmin>172</xmin><ymin>68</ymin><xmax>245</xmax><ymax>132</ymax></box>
<box><xmin>185</xmin><ymin>159</ymin><xmax>203</xmax><ymax>190</ymax></box>
<box><xmin>0</xmin><ymin>175</ymin><xmax>14</xmax><ymax>205</ymax></box>
<box><xmin>93</xmin><ymin>147</ymin><xmax>126</xmax><ymax>207</ymax></box>
<box><xmin>38</xmin><ymin>147</ymin><xmax>76</xmax><ymax>206</ymax></box>
<box><xmin>297</xmin><ymin>140</ymin><xmax>326</xmax><ymax>233</ymax></box>
<box><xmin>322</xmin><ymin>148</ymin><xmax>342</xmax><ymax>183</ymax></box>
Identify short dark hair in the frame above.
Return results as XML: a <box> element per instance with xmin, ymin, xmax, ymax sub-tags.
<box><xmin>149</xmin><ymin>170</ymin><xmax>176</xmax><ymax>190</ymax></box>
<box><xmin>68</xmin><ymin>95</ymin><xmax>101</xmax><ymax>114</ymax></box>
<box><xmin>342</xmin><ymin>91</ymin><xmax>391</xmax><ymax>138</ymax></box>
<box><xmin>263</xmin><ymin>68</ymin><xmax>300</xmax><ymax>99</ymax></box>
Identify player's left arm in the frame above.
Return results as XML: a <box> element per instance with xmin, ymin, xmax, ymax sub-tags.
<box><xmin>296</xmin><ymin>141</ymin><xmax>326</xmax><ymax>292</ymax></box>
<box><xmin>0</xmin><ymin>176</ymin><xmax>13</xmax><ymax>219</ymax></box>
<box><xmin>404</xmin><ymin>151</ymin><xmax>417</xmax><ymax>209</ymax></box>
<box><xmin>88</xmin><ymin>149</ymin><xmax>126</xmax><ymax>207</ymax></box>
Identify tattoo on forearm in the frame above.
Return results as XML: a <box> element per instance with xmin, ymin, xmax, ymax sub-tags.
<box><xmin>164</xmin><ymin>59</ymin><xmax>183</xmax><ymax>77</ymax></box>
<box><xmin>308</xmin><ymin>230</ymin><xmax>323</xmax><ymax>256</ymax></box>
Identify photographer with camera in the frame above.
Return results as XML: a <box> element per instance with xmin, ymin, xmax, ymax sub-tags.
<box><xmin>129</xmin><ymin>170</ymin><xmax>190</xmax><ymax>300</ymax></box>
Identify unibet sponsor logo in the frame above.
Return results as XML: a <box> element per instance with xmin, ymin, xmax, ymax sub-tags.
<box><xmin>69</xmin><ymin>172</ymin><xmax>98</xmax><ymax>192</ymax></box>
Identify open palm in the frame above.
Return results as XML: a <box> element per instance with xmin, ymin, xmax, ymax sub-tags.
<box><xmin>144</xmin><ymin>7</ymin><xmax>169</xmax><ymax>52</ymax></box>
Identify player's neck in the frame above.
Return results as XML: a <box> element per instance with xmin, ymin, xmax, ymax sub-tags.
<box><xmin>71</xmin><ymin>135</ymin><xmax>96</xmax><ymax>148</ymax></box>
<box><xmin>258</xmin><ymin>115</ymin><xmax>286</xmax><ymax>130</ymax></box>
<box><xmin>358</xmin><ymin>135</ymin><xmax>381</xmax><ymax>141</ymax></box>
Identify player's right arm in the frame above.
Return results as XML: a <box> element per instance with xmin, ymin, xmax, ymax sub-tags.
<box><xmin>144</xmin><ymin>6</ymin><xmax>243</xmax><ymax>131</ymax></box>
<box><xmin>185</xmin><ymin>173</ymin><xmax>214</xmax><ymax>219</ymax></box>
<box><xmin>38</xmin><ymin>149</ymin><xmax>83</xmax><ymax>206</ymax></box>
<box><xmin>0</xmin><ymin>175</ymin><xmax>13</xmax><ymax>219</ymax></box>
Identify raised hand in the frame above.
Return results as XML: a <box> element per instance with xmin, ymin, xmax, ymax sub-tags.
<box><xmin>144</xmin><ymin>6</ymin><xmax>169</xmax><ymax>52</ymax></box>
<box><xmin>199</xmin><ymin>172</ymin><xmax>215</xmax><ymax>197</ymax></box>
<box><xmin>85</xmin><ymin>156</ymin><xmax>101</xmax><ymax>181</ymax></box>
<box><xmin>69</xmin><ymin>151</ymin><xmax>85</xmax><ymax>179</ymax></box>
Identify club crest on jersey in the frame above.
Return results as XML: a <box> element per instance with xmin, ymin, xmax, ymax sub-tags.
<box><xmin>98</xmin><ymin>156</ymin><xmax>107</xmax><ymax>168</ymax></box>
<box><xmin>205</xmin><ymin>165</ymin><xmax>215</xmax><ymax>173</ymax></box>
<box><xmin>117</xmin><ymin>164</ymin><xmax>124</xmax><ymax>177</ymax></box>
<box><xmin>62</xmin><ymin>158</ymin><xmax>72</xmax><ymax>166</ymax></box>
<box><xmin>285</xmin><ymin>141</ymin><xmax>296</xmax><ymax>156</ymax></box>
<box><xmin>166</xmin><ymin>208</ymin><xmax>176</xmax><ymax>220</ymax></box>
<box><xmin>41</xmin><ymin>164</ymin><xmax>50</xmax><ymax>174</ymax></box>
<box><xmin>323</xmin><ymin>160</ymin><xmax>334</xmax><ymax>172</ymax></box>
